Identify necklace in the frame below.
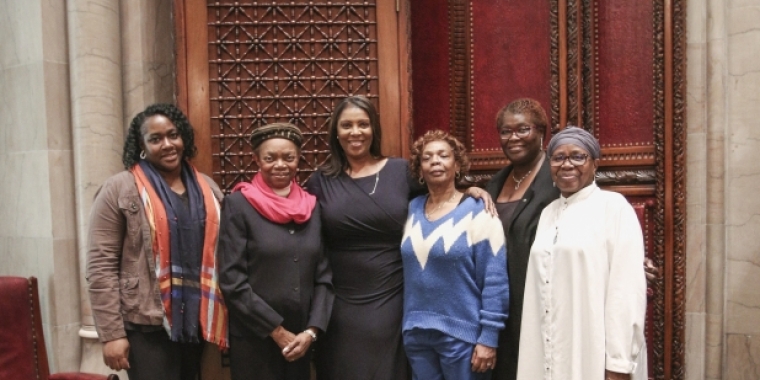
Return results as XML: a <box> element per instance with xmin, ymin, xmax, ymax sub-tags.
<box><xmin>348</xmin><ymin>159</ymin><xmax>382</xmax><ymax>195</ymax></box>
<box><xmin>368</xmin><ymin>172</ymin><xmax>379</xmax><ymax>195</ymax></box>
<box><xmin>510</xmin><ymin>152</ymin><xmax>545</xmax><ymax>191</ymax></box>
<box><xmin>425</xmin><ymin>191</ymin><xmax>460</xmax><ymax>219</ymax></box>
<box><xmin>512</xmin><ymin>170</ymin><xmax>532</xmax><ymax>190</ymax></box>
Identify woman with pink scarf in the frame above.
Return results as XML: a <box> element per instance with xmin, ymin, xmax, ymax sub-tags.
<box><xmin>217</xmin><ymin>123</ymin><xmax>334</xmax><ymax>380</ymax></box>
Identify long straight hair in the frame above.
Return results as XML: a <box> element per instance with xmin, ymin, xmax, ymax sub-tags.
<box><xmin>321</xmin><ymin>96</ymin><xmax>384</xmax><ymax>177</ymax></box>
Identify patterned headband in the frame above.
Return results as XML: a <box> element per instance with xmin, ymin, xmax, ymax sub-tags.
<box><xmin>250</xmin><ymin>123</ymin><xmax>304</xmax><ymax>149</ymax></box>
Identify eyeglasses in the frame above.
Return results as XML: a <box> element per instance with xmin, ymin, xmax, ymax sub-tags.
<box><xmin>549</xmin><ymin>153</ymin><xmax>589</xmax><ymax>167</ymax></box>
<box><xmin>498</xmin><ymin>125</ymin><xmax>536</xmax><ymax>139</ymax></box>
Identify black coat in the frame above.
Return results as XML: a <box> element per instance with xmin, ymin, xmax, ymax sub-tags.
<box><xmin>485</xmin><ymin>159</ymin><xmax>560</xmax><ymax>380</ymax></box>
<box><xmin>217</xmin><ymin>192</ymin><xmax>334</xmax><ymax>339</ymax></box>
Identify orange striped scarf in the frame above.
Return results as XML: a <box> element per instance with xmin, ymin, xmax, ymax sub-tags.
<box><xmin>131</xmin><ymin>164</ymin><xmax>229</xmax><ymax>348</ymax></box>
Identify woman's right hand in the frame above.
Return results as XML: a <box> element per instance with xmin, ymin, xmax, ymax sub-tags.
<box><xmin>282</xmin><ymin>331</ymin><xmax>315</xmax><ymax>362</ymax></box>
<box><xmin>102</xmin><ymin>337</ymin><xmax>130</xmax><ymax>371</ymax></box>
<box><xmin>470</xmin><ymin>343</ymin><xmax>497</xmax><ymax>373</ymax></box>
<box><xmin>270</xmin><ymin>325</ymin><xmax>297</xmax><ymax>353</ymax></box>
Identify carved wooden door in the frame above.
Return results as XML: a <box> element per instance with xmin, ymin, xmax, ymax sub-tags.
<box><xmin>174</xmin><ymin>2</ymin><xmax>409</xmax><ymax>375</ymax></box>
<box><xmin>175</xmin><ymin>0</ymin><xmax>409</xmax><ymax>192</ymax></box>
<box><xmin>409</xmin><ymin>1</ymin><xmax>686</xmax><ymax>379</ymax></box>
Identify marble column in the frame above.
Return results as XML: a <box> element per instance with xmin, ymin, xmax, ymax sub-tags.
<box><xmin>684</xmin><ymin>0</ymin><xmax>708</xmax><ymax>378</ymax></box>
<box><xmin>0</xmin><ymin>0</ymin><xmax>81</xmax><ymax>372</ymax></box>
<box><xmin>66</xmin><ymin>0</ymin><xmax>125</xmax><ymax>375</ymax></box>
<box><xmin>120</xmin><ymin>0</ymin><xmax>175</xmax><ymax>123</ymax></box>
<box><xmin>723</xmin><ymin>0</ymin><xmax>760</xmax><ymax>378</ymax></box>
<box><xmin>704</xmin><ymin>0</ymin><xmax>727</xmax><ymax>378</ymax></box>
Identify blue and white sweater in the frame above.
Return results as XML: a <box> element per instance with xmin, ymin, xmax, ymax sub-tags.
<box><xmin>401</xmin><ymin>195</ymin><xmax>509</xmax><ymax>348</ymax></box>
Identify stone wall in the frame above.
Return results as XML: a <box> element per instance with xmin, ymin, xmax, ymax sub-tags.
<box><xmin>0</xmin><ymin>0</ymin><xmax>80</xmax><ymax>371</ymax></box>
<box><xmin>686</xmin><ymin>0</ymin><xmax>760</xmax><ymax>379</ymax></box>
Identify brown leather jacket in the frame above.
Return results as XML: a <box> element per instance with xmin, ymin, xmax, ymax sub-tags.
<box><xmin>86</xmin><ymin>170</ymin><xmax>223</xmax><ymax>342</ymax></box>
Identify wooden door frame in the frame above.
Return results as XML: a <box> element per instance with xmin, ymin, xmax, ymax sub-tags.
<box><xmin>174</xmin><ymin>0</ymin><xmax>212</xmax><ymax>175</ymax></box>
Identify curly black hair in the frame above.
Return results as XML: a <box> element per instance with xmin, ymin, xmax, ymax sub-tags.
<box><xmin>122</xmin><ymin>104</ymin><xmax>197</xmax><ymax>169</ymax></box>
<box><xmin>409</xmin><ymin>130</ymin><xmax>470</xmax><ymax>181</ymax></box>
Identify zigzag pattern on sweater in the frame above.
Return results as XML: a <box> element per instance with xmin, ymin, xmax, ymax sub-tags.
<box><xmin>402</xmin><ymin>210</ymin><xmax>504</xmax><ymax>269</ymax></box>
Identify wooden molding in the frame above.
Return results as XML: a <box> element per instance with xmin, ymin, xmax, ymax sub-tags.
<box><xmin>378</xmin><ymin>0</ymin><xmax>403</xmax><ymax>157</ymax></box>
<box><xmin>599</xmin><ymin>145</ymin><xmax>656</xmax><ymax>167</ymax></box>
<box><xmin>596</xmin><ymin>169</ymin><xmax>656</xmax><ymax>185</ymax></box>
<box><xmin>467</xmin><ymin>150</ymin><xmax>510</xmax><ymax>172</ymax></box>
<box><xmin>174</xmin><ymin>0</ymin><xmax>212</xmax><ymax>176</ymax></box>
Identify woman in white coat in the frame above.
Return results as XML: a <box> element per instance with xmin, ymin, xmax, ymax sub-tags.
<box><xmin>517</xmin><ymin>127</ymin><xmax>647</xmax><ymax>380</ymax></box>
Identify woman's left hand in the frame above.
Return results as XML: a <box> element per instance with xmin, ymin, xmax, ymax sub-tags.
<box><xmin>470</xmin><ymin>343</ymin><xmax>496</xmax><ymax>373</ymax></box>
<box><xmin>282</xmin><ymin>331</ymin><xmax>313</xmax><ymax>362</ymax></box>
<box><xmin>466</xmin><ymin>187</ymin><xmax>497</xmax><ymax>216</ymax></box>
<box><xmin>604</xmin><ymin>370</ymin><xmax>631</xmax><ymax>380</ymax></box>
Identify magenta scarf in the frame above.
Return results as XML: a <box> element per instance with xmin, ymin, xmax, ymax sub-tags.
<box><xmin>233</xmin><ymin>173</ymin><xmax>316</xmax><ymax>224</ymax></box>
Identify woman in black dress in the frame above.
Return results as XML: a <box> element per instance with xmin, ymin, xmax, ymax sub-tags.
<box><xmin>218</xmin><ymin>123</ymin><xmax>334</xmax><ymax>380</ymax></box>
<box><xmin>307</xmin><ymin>96</ymin><xmax>417</xmax><ymax>380</ymax></box>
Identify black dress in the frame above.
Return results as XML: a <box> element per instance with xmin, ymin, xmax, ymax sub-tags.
<box><xmin>485</xmin><ymin>159</ymin><xmax>560</xmax><ymax>380</ymax></box>
<box><xmin>217</xmin><ymin>192</ymin><xmax>334</xmax><ymax>380</ymax></box>
<box><xmin>307</xmin><ymin>158</ymin><xmax>421</xmax><ymax>380</ymax></box>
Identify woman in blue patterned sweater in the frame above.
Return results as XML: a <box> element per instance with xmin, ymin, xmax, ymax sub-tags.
<box><xmin>401</xmin><ymin>130</ymin><xmax>509</xmax><ymax>380</ymax></box>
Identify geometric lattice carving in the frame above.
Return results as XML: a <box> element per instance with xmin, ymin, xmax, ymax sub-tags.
<box><xmin>208</xmin><ymin>1</ymin><xmax>379</xmax><ymax>191</ymax></box>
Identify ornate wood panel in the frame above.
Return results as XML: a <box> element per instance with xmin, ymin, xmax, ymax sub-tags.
<box><xmin>176</xmin><ymin>0</ymin><xmax>408</xmax><ymax>192</ymax></box>
<box><xmin>409</xmin><ymin>1</ymin><xmax>686</xmax><ymax>378</ymax></box>
<box><xmin>206</xmin><ymin>2</ymin><xmax>380</xmax><ymax>189</ymax></box>
<box><xmin>411</xmin><ymin>0</ymin><xmax>553</xmax><ymax>173</ymax></box>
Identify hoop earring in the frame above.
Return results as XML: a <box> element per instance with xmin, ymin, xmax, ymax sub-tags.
<box><xmin>419</xmin><ymin>177</ymin><xmax>425</xmax><ymax>185</ymax></box>
<box><xmin>540</xmin><ymin>137</ymin><xmax>544</xmax><ymax>148</ymax></box>
<box><xmin>456</xmin><ymin>172</ymin><xmax>461</xmax><ymax>179</ymax></box>
<box><xmin>139</xmin><ymin>150</ymin><xmax>146</xmax><ymax>159</ymax></box>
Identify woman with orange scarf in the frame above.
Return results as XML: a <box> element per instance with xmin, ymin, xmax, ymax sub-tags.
<box><xmin>86</xmin><ymin>104</ymin><xmax>228</xmax><ymax>380</ymax></box>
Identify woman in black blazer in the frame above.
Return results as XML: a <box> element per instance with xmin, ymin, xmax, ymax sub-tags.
<box><xmin>218</xmin><ymin>123</ymin><xmax>334</xmax><ymax>380</ymax></box>
<box><xmin>485</xmin><ymin>99</ymin><xmax>560</xmax><ymax>380</ymax></box>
